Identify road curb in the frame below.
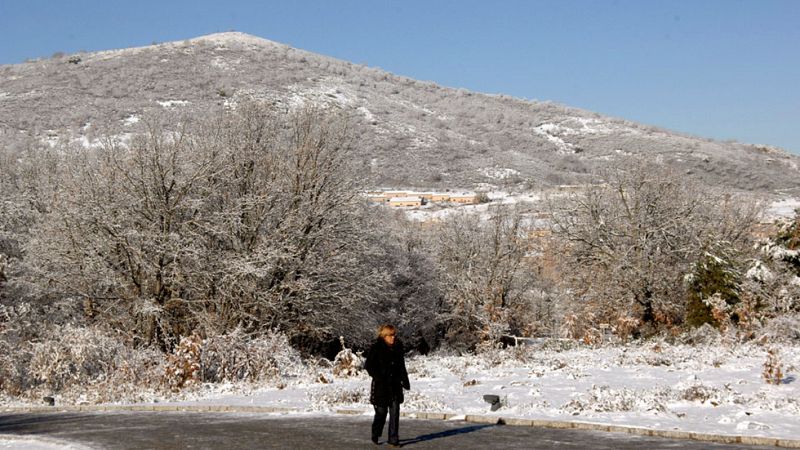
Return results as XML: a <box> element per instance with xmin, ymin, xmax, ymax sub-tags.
<box><xmin>2</xmin><ymin>405</ymin><xmax>798</xmax><ymax>448</ymax></box>
<box><xmin>1</xmin><ymin>405</ymin><xmax>301</xmax><ymax>414</ymax></box>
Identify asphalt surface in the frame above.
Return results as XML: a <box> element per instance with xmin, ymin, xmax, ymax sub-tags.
<box><xmin>0</xmin><ymin>412</ymin><xmax>780</xmax><ymax>450</ymax></box>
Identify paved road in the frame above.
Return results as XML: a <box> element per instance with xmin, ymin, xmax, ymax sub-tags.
<box><xmin>0</xmin><ymin>412</ymin><xmax>778</xmax><ymax>449</ymax></box>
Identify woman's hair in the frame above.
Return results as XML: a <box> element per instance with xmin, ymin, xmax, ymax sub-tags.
<box><xmin>377</xmin><ymin>324</ymin><xmax>397</xmax><ymax>339</ymax></box>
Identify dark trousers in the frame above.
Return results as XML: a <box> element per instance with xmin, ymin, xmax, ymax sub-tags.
<box><xmin>372</xmin><ymin>400</ymin><xmax>400</xmax><ymax>444</ymax></box>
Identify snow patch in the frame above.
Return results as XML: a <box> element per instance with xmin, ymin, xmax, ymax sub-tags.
<box><xmin>746</xmin><ymin>261</ymin><xmax>774</xmax><ymax>282</ymax></box>
<box><xmin>84</xmin><ymin>32</ymin><xmax>285</xmax><ymax>63</ymax></box>
<box><xmin>480</xmin><ymin>168</ymin><xmax>520</xmax><ymax>180</ymax></box>
<box><xmin>39</xmin><ymin>129</ymin><xmax>132</xmax><ymax>150</ymax></box>
<box><xmin>210</xmin><ymin>56</ymin><xmax>235</xmax><ymax>70</ymax></box>
<box><xmin>76</xmin><ymin>135</ymin><xmax>103</xmax><ymax>149</ymax></box>
<box><xmin>389</xmin><ymin>97</ymin><xmax>436</xmax><ymax>116</ymax></box>
<box><xmin>157</xmin><ymin>100</ymin><xmax>191</xmax><ymax>108</ymax></box>
<box><xmin>357</xmin><ymin>106</ymin><xmax>376</xmax><ymax>123</ymax></box>
<box><xmin>223</xmin><ymin>98</ymin><xmax>238</xmax><ymax>110</ymax></box>
<box><xmin>533</xmin><ymin>124</ymin><xmax>576</xmax><ymax>154</ymax></box>
<box><xmin>765</xmin><ymin>198</ymin><xmax>800</xmax><ymax>220</ymax></box>
<box><xmin>192</xmin><ymin>32</ymin><xmax>286</xmax><ymax>49</ymax></box>
<box><xmin>534</xmin><ymin>118</ymin><xmax>642</xmax><ymax>153</ymax></box>
<box><xmin>122</xmin><ymin>115</ymin><xmax>140</xmax><ymax>126</ymax></box>
<box><xmin>285</xmin><ymin>82</ymin><xmax>357</xmax><ymax>111</ymax></box>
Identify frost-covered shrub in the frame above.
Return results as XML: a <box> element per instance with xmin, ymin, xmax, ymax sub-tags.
<box><xmin>680</xmin><ymin>384</ymin><xmax>724</xmax><ymax>404</ymax></box>
<box><xmin>332</xmin><ymin>337</ymin><xmax>363</xmax><ymax>378</ymax></box>
<box><xmin>559</xmin><ymin>313</ymin><xmax>606</xmax><ymax>346</ymax></box>
<box><xmin>759</xmin><ymin>315</ymin><xmax>800</xmax><ymax>343</ymax></box>
<box><xmin>563</xmin><ymin>385</ymin><xmax>670</xmax><ymax>415</ymax></box>
<box><xmin>773</xmin><ymin>211</ymin><xmax>800</xmax><ymax>274</ymax></box>
<box><xmin>200</xmin><ymin>329</ymin><xmax>305</xmax><ymax>385</ymax></box>
<box><xmin>614</xmin><ymin>316</ymin><xmax>640</xmax><ymax>342</ymax></box>
<box><xmin>164</xmin><ymin>334</ymin><xmax>202</xmax><ymax>391</ymax></box>
<box><xmin>474</xmin><ymin>342</ymin><xmax>509</xmax><ymax>367</ymax></box>
<box><xmin>29</xmin><ymin>325</ymin><xmax>132</xmax><ymax>391</ymax></box>
<box><xmin>405</xmin><ymin>359</ymin><xmax>432</xmax><ymax>378</ymax></box>
<box><xmin>642</xmin><ymin>353</ymin><xmax>674</xmax><ymax>367</ymax></box>
<box><xmin>679</xmin><ymin>323</ymin><xmax>722</xmax><ymax>345</ymax></box>
<box><xmin>538</xmin><ymin>337</ymin><xmax>579</xmax><ymax>352</ymax></box>
<box><xmin>8</xmin><ymin>325</ymin><xmax>165</xmax><ymax>402</ymax></box>
<box><xmin>307</xmin><ymin>386</ymin><xmax>368</xmax><ymax>409</ymax></box>
<box><xmin>762</xmin><ymin>348</ymin><xmax>784</xmax><ymax>385</ymax></box>
<box><xmin>0</xmin><ymin>335</ymin><xmax>31</xmax><ymax>396</ymax></box>
<box><xmin>403</xmin><ymin>389</ymin><xmax>449</xmax><ymax>411</ymax></box>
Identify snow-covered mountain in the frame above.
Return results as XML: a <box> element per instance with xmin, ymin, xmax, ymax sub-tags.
<box><xmin>1</xmin><ymin>32</ymin><xmax>798</xmax><ymax>193</ymax></box>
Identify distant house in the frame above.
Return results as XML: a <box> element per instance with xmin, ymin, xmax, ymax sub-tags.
<box><xmin>365</xmin><ymin>189</ymin><xmax>480</xmax><ymax>207</ymax></box>
<box><xmin>384</xmin><ymin>191</ymin><xmax>409</xmax><ymax>198</ymax></box>
<box><xmin>389</xmin><ymin>196</ymin><xmax>424</xmax><ymax>207</ymax></box>
<box><xmin>449</xmin><ymin>193</ymin><xmax>479</xmax><ymax>204</ymax></box>
<box><xmin>429</xmin><ymin>193</ymin><xmax>452</xmax><ymax>202</ymax></box>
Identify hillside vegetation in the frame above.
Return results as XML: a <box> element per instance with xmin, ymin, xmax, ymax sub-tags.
<box><xmin>1</xmin><ymin>32</ymin><xmax>798</xmax><ymax>192</ymax></box>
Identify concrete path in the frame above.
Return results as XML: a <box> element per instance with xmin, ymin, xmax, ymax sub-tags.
<box><xmin>0</xmin><ymin>412</ymin><xmax>781</xmax><ymax>449</ymax></box>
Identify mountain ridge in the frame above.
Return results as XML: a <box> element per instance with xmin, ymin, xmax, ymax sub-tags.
<box><xmin>1</xmin><ymin>32</ymin><xmax>798</xmax><ymax>194</ymax></box>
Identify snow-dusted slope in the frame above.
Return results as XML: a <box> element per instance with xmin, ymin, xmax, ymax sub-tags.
<box><xmin>1</xmin><ymin>32</ymin><xmax>798</xmax><ymax>193</ymax></box>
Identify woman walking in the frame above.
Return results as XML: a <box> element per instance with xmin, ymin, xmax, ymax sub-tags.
<box><xmin>365</xmin><ymin>324</ymin><xmax>410</xmax><ymax>446</ymax></box>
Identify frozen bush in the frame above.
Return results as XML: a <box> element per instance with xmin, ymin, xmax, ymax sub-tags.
<box><xmin>759</xmin><ymin>315</ymin><xmax>800</xmax><ymax>343</ymax></box>
<box><xmin>332</xmin><ymin>336</ymin><xmax>363</xmax><ymax>378</ymax></box>
<box><xmin>680</xmin><ymin>323</ymin><xmax>722</xmax><ymax>346</ymax></box>
<box><xmin>29</xmin><ymin>325</ymin><xmax>132</xmax><ymax>391</ymax></box>
<box><xmin>403</xmin><ymin>389</ymin><xmax>449</xmax><ymax>411</ymax></box>
<box><xmin>0</xmin><ymin>336</ymin><xmax>31</xmax><ymax>396</ymax></box>
<box><xmin>164</xmin><ymin>334</ymin><xmax>202</xmax><ymax>391</ymax></box>
<box><xmin>562</xmin><ymin>385</ymin><xmax>671</xmax><ymax>415</ymax></box>
<box><xmin>538</xmin><ymin>337</ymin><xmax>579</xmax><ymax>352</ymax></box>
<box><xmin>762</xmin><ymin>348</ymin><xmax>784</xmax><ymax>385</ymax></box>
<box><xmin>680</xmin><ymin>384</ymin><xmax>724</xmax><ymax>404</ymax></box>
<box><xmin>9</xmin><ymin>325</ymin><xmax>165</xmax><ymax>402</ymax></box>
<box><xmin>307</xmin><ymin>386</ymin><xmax>368</xmax><ymax>410</ymax></box>
<box><xmin>200</xmin><ymin>329</ymin><xmax>306</xmax><ymax>385</ymax></box>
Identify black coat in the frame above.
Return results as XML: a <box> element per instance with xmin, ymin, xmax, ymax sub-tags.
<box><xmin>365</xmin><ymin>339</ymin><xmax>410</xmax><ymax>406</ymax></box>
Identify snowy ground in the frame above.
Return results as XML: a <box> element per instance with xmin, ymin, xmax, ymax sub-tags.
<box><xmin>142</xmin><ymin>339</ymin><xmax>800</xmax><ymax>441</ymax></box>
<box><xmin>0</xmin><ymin>435</ymin><xmax>90</xmax><ymax>450</ymax></box>
<box><xmin>765</xmin><ymin>197</ymin><xmax>800</xmax><ymax>221</ymax></box>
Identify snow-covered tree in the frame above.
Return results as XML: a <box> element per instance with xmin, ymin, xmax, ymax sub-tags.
<box><xmin>435</xmin><ymin>205</ymin><xmax>539</xmax><ymax>349</ymax></box>
<box><xmin>19</xmin><ymin>105</ymin><xmax>384</xmax><ymax>351</ymax></box>
<box><xmin>548</xmin><ymin>159</ymin><xmax>760</xmax><ymax>335</ymax></box>
<box><xmin>742</xmin><ymin>209</ymin><xmax>800</xmax><ymax>328</ymax></box>
<box><xmin>362</xmin><ymin>209</ymin><xmax>443</xmax><ymax>352</ymax></box>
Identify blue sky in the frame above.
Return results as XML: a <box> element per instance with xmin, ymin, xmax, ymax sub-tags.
<box><xmin>1</xmin><ymin>0</ymin><xmax>799</xmax><ymax>154</ymax></box>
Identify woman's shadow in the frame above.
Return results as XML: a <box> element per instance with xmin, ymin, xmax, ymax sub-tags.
<box><xmin>397</xmin><ymin>423</ymin><xmax>497</xmax><ymax>447</ymax></box>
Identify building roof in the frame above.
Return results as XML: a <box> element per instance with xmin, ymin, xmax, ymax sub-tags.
<box><xmin>389</xmin><ymin>196</ymin><xmax>423</xmax><ymax>202</ymax></box>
